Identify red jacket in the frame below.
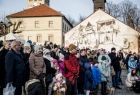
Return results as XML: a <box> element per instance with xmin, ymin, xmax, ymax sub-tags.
<box><xmin>64</xmin><ymin>53</ymin><xmax>80</xmax><ymax>84</ymax></box>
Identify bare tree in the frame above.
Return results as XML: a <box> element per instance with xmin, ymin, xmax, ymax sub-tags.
<box><xmin>106</xmin><ymin>0</ymin><xmax>140</xmax><ymax>30</ymax></box>
<box><xmin>0</xmin><ymin>21</ymin><xmax>10</xmax><ymax>36</ymax></box>
<box><xmin>79</xmin><ymin>15</ymin><xmax>86</xmax><ymax>22</ymax></box>
<box><xmin>106</xmin><ymin>1</ymin><xmax>121</xmax><ymax>19</ymax></box>
<box><xmin>119</xmin><ymin>0</ymin><xmax>140</xmax><ymax>29</ymax></box>
<box><xmin>67</xmin><ymin>16</ymin><xmax>77</xmax><ymax>26</ymax></box>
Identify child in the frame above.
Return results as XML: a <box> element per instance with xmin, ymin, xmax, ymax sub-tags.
<box><xmin>53</xmin><ymin>73</ymin><xmax>67</xmax><ymax>95</ymax></box>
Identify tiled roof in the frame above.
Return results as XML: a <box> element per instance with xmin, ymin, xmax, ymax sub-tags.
<box><xmin>7</xmin><ymin>4</ymin><xmax>63</xmax><ymax>18</ymax></box>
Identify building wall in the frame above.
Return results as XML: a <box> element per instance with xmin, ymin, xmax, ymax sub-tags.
<box><xmin>65</xmin><ymin>10</ymin><xmax>139</xmax><ymax>53</ymax></box>
<box><xmin>9</xmin><ymin>16</ymin><xmax>72</xmax><ymax>46</ymax></box>
<box><xmin>62</xmin><ymin>17</ymin><xmax>72</xmax><ymax>46</ymax></box>
<box><xmin>10</xmin><ymin>17</ymin><xmax>59</xmax><ymax>45</ymax></box>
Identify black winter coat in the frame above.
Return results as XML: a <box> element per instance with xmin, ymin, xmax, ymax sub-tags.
<box><xmin>109</xmin><ymin>52</ymin><xmax>121</xmax><ymax>71</ymax></box>
<box><xmin>5</xmin><ymin>49</ymin><xmax>26</xmax><ymax>86</ymax></box>
<box><xmin>0</xmin><ymin>48</ymin><xmax>9</xmax><ymax>87</ymax></box>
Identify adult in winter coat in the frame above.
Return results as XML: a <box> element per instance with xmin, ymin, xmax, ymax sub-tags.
<box><xmin>5</xmin><ymin>41</ymin><xmax>26</xmax><ymax>95</ymax></box>
<box><xmin>0</xmin><ymin>41</ymin><xmax>10</xmax><ymax>95</ymax></box>
<box><xmin>109</xmin><ymin>48</ymin><xmax>121</xmax><ymax>89</ymax></box>
<box><xmin>43</xmin><ymin>48</ymin><xmax>56</xmax><ymax>95</ymax></box>
<box><xmin>64</xmin><ymin>44</ymin><xmax>80</xmax><ymax>95</ymax></box>
<box><xmin>23</xmin><ymin>42</ymin><xmax>32</xmax><ymax>82</ymax></box>
<box><xmin>29</xmin><ymin>45</ymin><xmax>46</xmax><ymax>79</ymax></box>
<box><xmin>78</xmin><ymin>49</ymin><xmax>89</xmax><ymax>94</ymax></box>
<box><xmin>98</xmin><ymin>55</ymin><xmax>111</xmax><ymax>95</ymax></box>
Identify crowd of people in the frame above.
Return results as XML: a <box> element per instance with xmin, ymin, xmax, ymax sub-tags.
<box><xmin>0</xmin><ymin>40</ymin><xmax>140</xmax><ymax>95</ymax></box>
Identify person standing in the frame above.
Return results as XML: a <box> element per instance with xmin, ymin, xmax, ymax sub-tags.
<box><xmin>64</xmin><ymin>44</ymin><xmax>80</xmax><ymax>95</ymax></box>
<box><xmin>5</xmin><ymin>41</ymin><xmax>26</xmax><ymax>95</ymax></box>
<box><xmin>98</xmin><ymin>55</ymin><xmax>111</xmax><ymax>95</ymax></box>
<box><xmin>109</xmin><ymin>48</ymin><xmax>121</xmax><ymax>89</ymax></box>
<box><xmin>29</xmin><ymin>45</ymin><xmax>46</xmax><ymax>79</ymax></box>
<box><xmin>0</xmin><ymin>41</ymin><xmax>11</xmax><ymax>95</ymax></box>
<box><xmin>23</xmin><ymin>42</ymin><xmax>32</xmax><ymax>82</ymax></box>
<box><xmin>78</xmin><ymin>49</ymin><xmax>89</xmax><ymax>95</ymax></box>
<box><xmin>28</xmin><ymin>45</ymin><xmax>46</xmax><ymax>95</ymax></box>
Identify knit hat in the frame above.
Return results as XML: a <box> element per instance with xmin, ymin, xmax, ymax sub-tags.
<box><xmin>54</xmin><ymin>44</ymin><xmax>58</xmax><ymax>49</ymax></box>
<box><xmin>27</xmin><ymin>40</ymin><xmax>32</xmax><ymax>45</ymax></box>
<box><xmin>69</xmin><ymin>44</ymin><xmax>77</xmax><ymax>51</ymax></box>
<box><xmin>24</xmin><ymin>42</ymin><xmax>30</xmax><ymax>47</ymax></box>
<box><xmin>34</xmin><ymin>45</ymin><xmax>43</xmax><ymax>53</ymax></box>
<box><xmin>111</xmin><ymin>47</ymin><xmax>116</xmax><ymax>51</ymax></box>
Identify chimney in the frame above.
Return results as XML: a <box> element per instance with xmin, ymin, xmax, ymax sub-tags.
<box><xmin>45</xmin><ymin>0</ymin><xmax>50</xmax><ymax>6</ymax></box>
<box><xmin>92</xmin><ymin>0</ymin><xmax>106</xmax><ymax>12</ymax></box>
<box><xmin>27</xmin><ymin>0</ymin><xmax>50</xmax><ymax>8</ymax></box>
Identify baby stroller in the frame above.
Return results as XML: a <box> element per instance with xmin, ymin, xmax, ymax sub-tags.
<box><xmin>25</xmin><ymin>74</ymin><xmax>46</xmax><ymax>95</ymax></box>
<box><xmin>132</xmin><ymin>80</ymin><xmax>140</xmax><ymax>93</ymax></box>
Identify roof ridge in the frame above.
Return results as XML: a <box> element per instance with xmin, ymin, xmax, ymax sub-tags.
<box><xmin>7</xmin><ymin>4</ymin><xmax>63</xmax><ymax>18</ymax></box>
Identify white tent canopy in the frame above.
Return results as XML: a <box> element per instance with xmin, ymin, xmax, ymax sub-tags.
<box><xmin>0</xmin><ymin>32</ymin><xmax>25</xmax><ymax>43</ymax></box>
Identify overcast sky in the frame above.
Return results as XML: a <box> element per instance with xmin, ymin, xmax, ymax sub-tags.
<box><xmin>0</xmin><ymin>0</ymin><xmax>140</xmax><ymax>21</ymax></box>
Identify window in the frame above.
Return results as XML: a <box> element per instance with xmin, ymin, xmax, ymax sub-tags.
<box><xmin>48</xmin><ymin>34</ymin><xmax>54</xmax><ymax>42</ymax></box>
<box><xmin>37</xmin><ymin>34</ymin><xmax>42</xmax><ymax>43</ymax></box>
<box><xmin>28</xmin><ymin>36</ymin><xmax>32</xmax><ymax>40</ymax></box>
<box><xmin>48</xmin><ymin>21</ymin><xmax>53</xmax><ymax>28</ymax></box>
<box><xmin>35</xmin><ymin>21</ymin><xmax>39</xmax><ymax>28</ymax></box>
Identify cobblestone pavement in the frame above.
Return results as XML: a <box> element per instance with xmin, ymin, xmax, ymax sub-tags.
<box><xmin>114</xmin><ymin>70</ymin><xmax>139</xmax><ymax>95</ymax></box>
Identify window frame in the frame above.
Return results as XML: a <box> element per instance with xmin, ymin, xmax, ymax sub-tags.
<box><xmin>48</xmin><ymin>21</ymin><xmax>53</xmax><ymax>28</ymax></box>
<box><xmin>35</xmin><ymin>21</ymin><xmax>39</xmax><ymax>28</ymax></box>
<box><xmin>36</xmin><ymin>34</ymin><xmax>42</xmax><ymax>43</ymax></box>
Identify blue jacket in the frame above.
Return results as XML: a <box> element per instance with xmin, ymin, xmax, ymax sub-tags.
<box><xmin>128</xmin><ymin>59</ymin><xmax>137</xmax><ymax>73</ymax></box>
<box><xmin>91</xmin><ymin>65</ymin><xmax>101</xmax><ymax>88</ymax></box>
<box><xmin>84</xmin><ymin>63</ymin><xmax>93</xmax><ymax>90</ymax></box>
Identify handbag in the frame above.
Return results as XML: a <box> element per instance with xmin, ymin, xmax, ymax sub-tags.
<box><xmin>3</xmin><ymin>83</ymin><xmax>16</xmax><ymax>95</ymax></box>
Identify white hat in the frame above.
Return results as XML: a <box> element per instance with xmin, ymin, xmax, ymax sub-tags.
<box><xmin>24</xmin><ymin>42</ymin><xmax>30</xmax><ymax>47</ymax></box>
<box><xmin>34</xmin><ymin>45</ymin><xmax>43</xmax><ymax>53</ymax></box>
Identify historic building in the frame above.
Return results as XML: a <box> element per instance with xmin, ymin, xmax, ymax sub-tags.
<box><xmin>7</xmin><ymin>0</ymin><xmax>72</xmax><ymax>45</ymax></box>
<box><xmin>65</xmin><ymin>0</ymin><xmax>140</xmax><ymax>53</ymax></box>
